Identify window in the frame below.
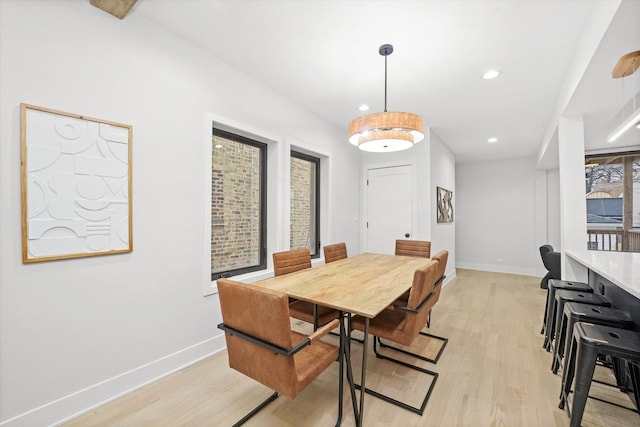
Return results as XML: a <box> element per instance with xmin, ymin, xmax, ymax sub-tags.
<box><xmin>211</xmin><ymin>128</ymin><xmax>267</xmax><ymax>279</ymax></box>
<box><xmin>585</xmin><ymin>151</ymin><xmax>640</xmax><ymax>252</ymax></box>
<box><xmin>290</xmin><ymin>151</ymin><xmax>320</xmax><ymax>257</ymax></box>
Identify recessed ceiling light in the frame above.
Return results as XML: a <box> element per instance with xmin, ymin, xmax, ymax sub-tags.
<box><xmin>482</xmin><ymin>70</ymin><xmax>501</xmax><ymax>80</ymax></box>
<box><xmin>358</xmin><ymin>104</ymin><xmax>370</xmax><ymax>111</ymax></box>
<box><xmin>487</xmin><ymin>137</ymin><xmax>498</xmax><ymax>143</ymax></box>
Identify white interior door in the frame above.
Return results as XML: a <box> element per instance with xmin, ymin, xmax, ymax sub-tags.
<box><xmin>365</xmin><ymin>164</ymin><xmax>414</xmax><ymax>254</ymax></box>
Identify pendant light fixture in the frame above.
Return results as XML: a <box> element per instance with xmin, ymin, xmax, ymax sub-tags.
<box><xmin>607</xmin><ymin>51</ymin><xmax>640</xmax><ymax>143</ymax></box>
<box><xmin>348</xmin><ymin>44</ymin><xmax>424</xmax><ymax>152</ymax></box>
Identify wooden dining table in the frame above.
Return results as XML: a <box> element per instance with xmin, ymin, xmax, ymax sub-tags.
<box><xmin>256</xmin><ymin>252</ymin><xmax>429</xmax><ymax>426</ymax></box>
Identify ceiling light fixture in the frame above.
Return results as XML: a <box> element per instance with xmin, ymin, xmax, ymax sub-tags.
<box><xmin>608</xmin><ymin>110</ymin><xmax>640</xmax><ymax>142</ymax></box>
<box><xmin>487</xmin><ymin>137</ymin><xmax>498</xmax><ymax>143</ymax></box>
<box><xmin>358</xmin><ymin>104</ymin><xmax>370</xmax><ymax>111</ymax></box>
<box><xmin>348</xmin><ymin>44</ymin><xmax>424</xmax><ymax>152</ymax></box>
<box><xmin>482</xmin><ymin>70</ymin><xmax>501</xmax><ymax>80</ymax></box>
<box><xmin>607</xmin><ymin>51</ymin><xmax>640</xmax><ymax>143</ymax></box>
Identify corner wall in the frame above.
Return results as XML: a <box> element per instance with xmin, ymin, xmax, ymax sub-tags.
<box><xmin>430</xmin><ymin>133</ymin><xmax>456</xmax><ymax>281</ymax></box>
<box><xmin>456</xmin><ymin>156</ymin><xmax>539</xmax><ymax>276</ymax></box>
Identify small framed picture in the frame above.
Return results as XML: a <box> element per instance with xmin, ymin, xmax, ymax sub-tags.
<box><xmin>436</xmin><ymin>187</ymin><xmax>453</xmax><ymax>223</ymax></box>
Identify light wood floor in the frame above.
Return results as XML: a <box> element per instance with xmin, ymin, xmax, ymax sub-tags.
<box><xmin>66</xmin><ymin>269</ymin><xmax>640</xmax><ymax>426</ymax></box>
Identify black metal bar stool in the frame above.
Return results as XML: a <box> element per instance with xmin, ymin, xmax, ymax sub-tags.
<box><xmin>543</xmin><ymin>279</ymin><xmax>592</xmax><ymax>349</ymax></box>
<box><xmin>549</xmin><ymin>290</ymin><xmax>609</xmax><ymax>355</ymax></box>
<box><xmin>559</xmin><ymin>323</ymin><xmax>640</xmax><ymax>427</ymax></box>
<box><xmin>552</xmin><ymin>302</ymin><xmax>633</xmax><ymax>374</ymax></box>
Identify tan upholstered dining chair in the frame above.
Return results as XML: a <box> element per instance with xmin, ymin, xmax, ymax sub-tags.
<box><xmin>272</xmin><ymin>248</ymin><xmax>338</xmax><ymax>329</ymax></box>
<box><xmin>323</xmin><ymin>242</ymin><xmax>348</xmax><ymax>264</ymax></box>
<box><xmin>351</xmin><ymin>260</ymin><xmax>444</xmax><ymax>415</ymax></box>
<box><xmin>395</xmin><ymin>239</ymin><xmax>431</xmax><ymax>258</ymax></box>
<box><xmin>273</xmin><ymin>248</ymin><xmax>312</xmax><ymax>276</ymax></box>
<box><xmin>394</xmin><ymin>249</ymin><xmax>448</xmax><ymax>327</ymax></box>
<box><xmin>393</xmin><ymin>240</ymin><xmax>432</xmax><ymax>304</ymax></box>
<box><xmin>217</xmin><ymin>278</ymin><xmax>342</xmax><ymax>426</ymax></box>
<box><xmin>427</xmin><ymin>250</ymin><xmax>448</xmax><ymax>327</ymax></box>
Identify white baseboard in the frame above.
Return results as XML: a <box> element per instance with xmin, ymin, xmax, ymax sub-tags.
<box><xmin>455</xmin><ymin>262</ymin><xmax>538</xmax><ymax>278</ymax></box>
<box><xmin>442</xmin><ymin>269</ymin><xmax>456</xmax><ymax>286</ymax></box>
<box><xmin>0</xmin><ymin>334</ymin><xmax>226</xmax><ymax>427</ymax></box>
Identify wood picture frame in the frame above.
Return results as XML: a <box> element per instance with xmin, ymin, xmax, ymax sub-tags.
<box><xmin>21</xmin><ymin>103</ymin><xmax>132</xmax><ymax>262</ymax></box>
<box><xmin>436</xmin><ymin>186</ymin><xmax>453</xmax><ymax>223</ymax></box>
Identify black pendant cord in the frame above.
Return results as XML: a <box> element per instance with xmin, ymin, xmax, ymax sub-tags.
<box><xmin>379</xmin><ymin>43</ymin><xmax>393</xmax><ymax>113</ymax></box>
<box><xmin>384</xmin><ymin>54</ymin><xmax>388</xmax><ymax>112</ymax></box>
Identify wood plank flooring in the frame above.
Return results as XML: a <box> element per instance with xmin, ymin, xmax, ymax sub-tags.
<box><xmin>65</xmin><ymin>269</ymin><xmax>639</xmax><ymax>426</ymax></box>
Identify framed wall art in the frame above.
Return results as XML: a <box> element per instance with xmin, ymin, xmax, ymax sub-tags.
<box><xmin>21</xmin><ymin>103</ymin><xmax>132</xmax><ymax>262</ymax></box>
<box><xmin>436</xmin><ymin>186</ymin><xmax>453</xmax><ymax>223</ymax></box>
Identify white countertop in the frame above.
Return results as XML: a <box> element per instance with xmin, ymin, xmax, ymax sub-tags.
<box><xmin>566</xmin><ymin>249</ymin><xmax>640</xmax><ymax>299</ymax></box>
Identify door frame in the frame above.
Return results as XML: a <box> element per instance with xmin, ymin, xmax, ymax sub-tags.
<box><xmin>361</xmin><ymin>159</ymin><xmax>418</xmax><ymax>253</ymax></box>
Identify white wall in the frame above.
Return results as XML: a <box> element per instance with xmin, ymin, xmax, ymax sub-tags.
<box><xmin>456</xmin><ymin>156</ymin><xmax>539</xmax><ymax>276</ymax></box>
<box><xmin>531</xmin><ymin>168</ymin><xmax>561</xmax><ymax>278</ymax></box>
<box><xmin>557</xmin><ymin>117</ymin><xmax>589</xmax><ymax>282</ymax></box>
<box><xmin>429</xmin><ymin>133</ymin><xmax>456</xmax><ymax>282</ymax></box>
<box><xmin>0</xmin><ymin>1</ymin><xmax>360</xmax><ymax>425</ymax></box>
<box><xmin>546</xmin><ymin>169</ymin><xmax>561</xmax><ymax>250</ymax></box>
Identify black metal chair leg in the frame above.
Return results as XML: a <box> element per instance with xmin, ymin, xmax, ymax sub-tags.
<box><xmin>569</xmin><ymin>343</ymin><xmax>598</xmax><ymax>427</ymax></box>
<box><xmin>232</xmin><ymin>391</ymin><xmax>279</xmax><ymax>427</ymax></box>
<box><xmin>560</xmin><ymin>333</ymin><xmax>578</xmax><ymax>410</ymax></box>
<box><xmin>629</xmin><ymin>363</ymin><xmax>640</xmax><ymax>414</ymax></box>
<box><xmin>353</xmin><ymin>337</ymin><xmax>438</xmax><ymax>415</ymax></box>
<box><xmin>376</xmin><ymin>331</ymin><xmax>448</xmax><ymax>364</ymax></box>
<box><xmin>544</xmin><ymin>290</ymin><xmax>555</xmax><ymax>351</ymax></box>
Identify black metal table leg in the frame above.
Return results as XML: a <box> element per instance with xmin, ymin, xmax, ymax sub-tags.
<box><xmin>357</xmin><ymin>318</ymin><xmax>369</xmax><ymax>427</ymax></box>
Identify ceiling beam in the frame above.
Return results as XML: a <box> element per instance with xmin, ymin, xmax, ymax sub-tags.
<box><xmin>90</xmin><ymin>0</ymin><xmax>138</xmax><ymax>20</ymax></box>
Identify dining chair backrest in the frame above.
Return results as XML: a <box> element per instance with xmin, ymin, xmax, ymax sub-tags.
<box><xmin>546</xmin><ymin>251</ymin><xmax>561</xmax><ymax>280</ymax></box>
<box><xmin>431</xmin><ymin>250</ymin><xmax>449</xmax><ymax>305</ymax></box>
<box><xmin>432</xmin><ymin>250</ymin><xmax>449</xmax><ymax>285</ymax></box>
<box><xmin>217</xmin><ymin>278</ymin><xmax>298</xmax><ymax>397</ymax></box>
<box><xmin>323</xmin><ymin>242</ymin><xmax>348</xmax><ymax>263</ymax></box>
<box><xmin>273</xmin><ymin>248</ymin><xmax>311</xmax><ymax>277</ymax></box>
<box><xmin>404</xmin><ymin>259</ymin><xmax>439</xmax><ymax>338</ymax></box>
<box><xmin>539</xmin><ymin>244</ymin><xmax>553</xmax><ymax>271</ymax></box>
<box><xmin>395</xmin><ymin>239</ymin><xmax>431</xmax><ymax>258</ymax></box>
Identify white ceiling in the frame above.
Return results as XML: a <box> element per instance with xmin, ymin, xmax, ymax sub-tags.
<box><xmin>565</xmin><ymin>0</ymin><xmax>640</xmax><ymax>153</ymax></box>
<box><xmin>133</xmin><ymin>0</ymin><xmax>639</xmax><ymax>164</ymax></box>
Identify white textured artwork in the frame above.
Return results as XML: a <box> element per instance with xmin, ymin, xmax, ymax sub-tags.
<box><xmin>21</xmin><ymin>104</ymin><xmax>132</xmax><ymax>262</ymax></box>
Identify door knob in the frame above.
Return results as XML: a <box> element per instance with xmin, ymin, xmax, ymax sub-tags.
<box><xmin>405</xmin><ymin>233</ymin><xmax>410</xmax><ymax>238</ymax></box>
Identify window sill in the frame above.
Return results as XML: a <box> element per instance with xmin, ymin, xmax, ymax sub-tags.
<box><xmin>204</xmin><ymin>257</ymin><xmax>325</xmax><ymax>296</ymax></box>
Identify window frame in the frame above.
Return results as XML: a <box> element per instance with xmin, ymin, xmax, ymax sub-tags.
<box><xmin>585</xmin><ymin>150</ymin><xmax>640</xmax><ymax>252</ymax></box>
<box><xmin>211</xmin><ymin>127</ymin><xmax>268</xmax><ymax>280</ymax></box>
<box><xmin>290</xmin><ymin>150</ymin><xmax>321</xmax><ymax>258</ymax></box>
